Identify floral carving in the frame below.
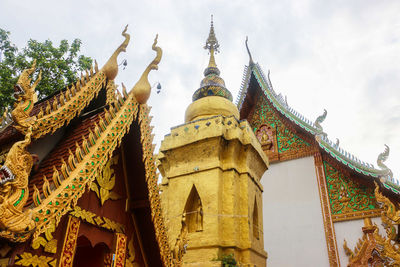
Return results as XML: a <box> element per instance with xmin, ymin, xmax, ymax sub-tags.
<box><xmin>90</xmin><ymin>154</ymin><xmax>121</xmax><ymax>205</ymax></box>
<box><xmin>125</xmin><ymin>236</ymin><xmax>137</xmax><ymax>267</ymax></box>
<box><xmin>70</xmin><ymin>206</ymin><xmax>125</xmax><ymax>233</ymax></box>
<box><xmin>324</xmin><ymin>161</ymin><xmax>380</xmax><ymax>221</ymax></box>
<box><xmin>31</xmin><ymin>218</ymin><xmax>57</xmax><ymax>254</ymax></box>
<box><xmin>14</xmin><ymin>253</ymin><xmax>56</xmax><ymax>267</ymax></box>
<box><xmin>251</xmin><ymin>94</ymin><xmax>311</xmax><ymax>160</ymax></box>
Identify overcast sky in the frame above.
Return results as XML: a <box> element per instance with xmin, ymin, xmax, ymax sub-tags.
<box><xmin>1</xmin><ymin>0</ymin><xmax>399</xmax><ymax>179</ymax></box>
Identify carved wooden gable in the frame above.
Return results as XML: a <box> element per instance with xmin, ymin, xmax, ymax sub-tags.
<box><xmin>249</xmin><ymin>92</ymin><xmax>314</xmax><ymax>162</ymax></box>
<box><xmin>323</xmin><ymin>160</ymin><xmax>381</xmax><ymax>222</ymax></box>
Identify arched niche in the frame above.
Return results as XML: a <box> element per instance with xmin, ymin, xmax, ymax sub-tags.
<box><xmin>73</xmin><ymin>235</ymin><xmax>111</xmax><ymax>267</ymax></box>
<box><xmin>253</xmin><ymin>198</ymin><xmax>259</xmax><ymax>239</ymax></box>
<box><xmin>183</xmin><ymin>185</ymin><xmax>203</xmax><ymax>233</ymax></box>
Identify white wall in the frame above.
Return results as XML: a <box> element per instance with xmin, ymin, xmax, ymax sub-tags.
<box><xmin>262</xmin><ymin>156</ymin><xmax>329</xmax><ymax>267</ymax></box>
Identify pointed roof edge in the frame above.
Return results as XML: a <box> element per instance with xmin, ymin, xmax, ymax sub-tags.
<box><xmin>245</xmin><ymin>36</ymin><xmax>254</xmax><ymax>66</ymax></box>
<box><xmin>0</xmin><ymin>25</ymin><xmax>130</xmax><ymax>141</ymax></box>
<box><xmin>235</xmin><ymin>62</ymin><xmax>398</xmax><ymax>193</ymax></box>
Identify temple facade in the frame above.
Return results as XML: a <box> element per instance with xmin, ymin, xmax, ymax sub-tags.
<box><xmin>1</xmin><ymin>19</ymin><xmax>399</xmax><ymax>267</ymax></box>
<box><xmin>236</xmin><ymin>42</ymin><xmax>400</xmax><ymax>266</ymax></box>
<box><xmin>0</xmin><ymin>27</ymin><xmax>184</xmax><ymax>266</ymax></box>
<box><xmin>158</xmin><ymin>20</ymin><xmax>268</xmax><ymax>266</ymax></box>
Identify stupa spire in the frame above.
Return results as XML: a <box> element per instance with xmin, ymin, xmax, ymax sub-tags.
<box><xmin>185</xmin><ymin>16</ymin><xmax>239</xmax><ymax>123</ymax></box>
<box><xmin>204</xmin><ymin>15</ymin><xmax>220</xmax><ymax>74</ymax></box>
<box><xmin>191</xmin><ymin>16</ymin><xmax>232</xmax><ymax>103</ymax></box>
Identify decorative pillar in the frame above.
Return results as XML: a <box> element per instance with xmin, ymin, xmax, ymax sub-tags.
<box><xmin>113</xmin><ymin>233</ymin><xmax>127</xmax><ymax>267</ymax></box>
<box><xmin>59</xmin><ymin>216</ymin><xmax>81</xmax><ymax>267</ymax></box>
<box><xmin>314</xmin><ymin>153</ymin><xmax>340</xmax><ymax>266</ymax></box>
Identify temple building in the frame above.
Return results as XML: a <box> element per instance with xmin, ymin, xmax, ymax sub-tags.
<box><xmin>158</xmin><ymin>20</ymin><xmax>268</xmax><ymax>266</ymax></box>
<box><xmin>0</xmin><ymin>27</ymin><xmax>185</xmax><ymax>266</ymax></box>
<box><xmin>1</xmin><ymin>19</ymin><xmax>399</xmax><ymax>267</ymax></box>
<box><xmin>236</xmin><ymin>40</ymin><xmax>400</xmax><ymax>266</ymax></box>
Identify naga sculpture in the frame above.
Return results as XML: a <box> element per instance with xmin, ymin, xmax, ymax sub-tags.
<box><xmin>374</xmin><ymin>182</ymin><xmax>400</xmax><ymax>241</ymax></box>
<box><xmin>377</xmin><ymin>144</ymin><xmax>394</xmax><ymax>179</ymax></box>
<box><xmin>11</xmin><ymin>60</ymin><xmax>42</xmax><ymax>132</ymax></box>
<box><xmin>0</xmin><ymin>127</ymin><xmax>35</xmax><ymax>234</ymax></box>
<box><xmin>101</xmin><ymin>25</ymin><xmax>130</xmax><ymax>80</ymax></box>
<box><xmin>314</xmin><ymin>109</ymin><xmax>327</xmax><ymax>132</ymax></box>
<box><xmin>132</xmin><ymin>34</ymin><xmax>162</xmax><ymax>104</ymax></box>
<box><xmin>334</xmin><ymin>138</ymin><xmax>340</xmax><ymax>148</ymax></box>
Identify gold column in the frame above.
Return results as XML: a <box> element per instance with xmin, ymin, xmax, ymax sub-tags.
<box><xmin>112</xmin><ymin>233</ymin><xmax>127</xmax><ymax>267</ymax></box>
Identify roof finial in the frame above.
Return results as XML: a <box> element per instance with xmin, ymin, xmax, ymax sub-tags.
<box><xmin>245</xmin><ymin>36</ymin><xmax>254</xmax><ymax>66</ymax></box>
<box><xmin>131</xmin><ymin>34</ymin><xmax>162</xmax><ymax>104</ymax></box>
<box><xmin>314</xmin><ymin>109</ymin><xmax>327</xmax><ymax>132</ymax></box>
<box><xmin>101</xmin><ymin>25</ymin><xmax>130</xmax><ymax>80</ymax></box>
<box><xmin>203</xmin><ymin>15</ymin><xmax>220</xmax><ymax>75</ymax></box>
<box><xmin>190</xmin><ymin>16</ymin><xmax>233</xmax><ymax>103</ymax></box>
<box><xmin>377</xmin><ymin>144</ymin><xmax>393</xmax><ymax>179</ymax></box>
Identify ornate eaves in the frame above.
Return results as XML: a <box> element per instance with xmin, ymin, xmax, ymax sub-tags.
<box><xmin>317</xmin><ymin>135</ymin><xmax>384</xmax><ymax>177</ymax></box>
<box><xmin>11</xmin><ymin>26</ymin><xmax>130</xmax><ymax>139</ymax></box>
<box><xmin>236</xmin><ymin>62</ymin><xmax>397</xmax><ymax>191</ymax></box>
<box><xmin>0</xmin><ymin>90</ymin><xmax>139</xmax><ymax>242</ymax></box>
<box><xmin>28</xmin><ymin>69</ymin><xmax>107</xmax><ymax>139</ymax></box>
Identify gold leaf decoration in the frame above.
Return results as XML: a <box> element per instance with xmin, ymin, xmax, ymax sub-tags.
<box><xmin>125</xmin><ymin>236</ymin><xmax>137</xmax><ymax>267</ymax></box>
<box><xmin>70</xmin><ymin>206</ymin><xmax>125</xmax><ymax>233</ymax></box>
<box><xmin>344</xmin><ymin>184</ymin><xmax>400</xmax><ymax>266</ymax></box>
<box><xmin>31</xmin><ymin>218</ymin><xmax>57</xmax><ymax>254</ymax></box>
<box><xmin>15</xmin><ymin>253</ymin><xmax>56</xmax><ymax>267</ymax></box>
<box><xmin>91</xmin><ymin>155</ymin><xmax>121</xmax><ymax>205</ymax></box>
<box><xmin>0</xmin><ymin>128</ymin><xmax>35</xmax><ymax>241</ymax></box>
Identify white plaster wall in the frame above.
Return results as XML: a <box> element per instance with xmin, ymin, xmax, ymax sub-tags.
<box><xmin>262</xmin><ymin>156</ymin><xmax>329</xmax><ymax>267</ymax></box>
<box><xmin>335</xmin><ymin>217</ymin><xmax>384</xmax><ymax>266</ymax></box>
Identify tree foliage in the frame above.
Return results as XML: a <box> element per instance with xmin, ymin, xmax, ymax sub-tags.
<box><xmin>0</xmin><ymin>28</ymin><xmax>92</xmax><ymax>111</ymax></box>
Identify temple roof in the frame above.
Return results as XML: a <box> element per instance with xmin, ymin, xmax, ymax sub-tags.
<box><xmin>236</xmin><ymin>61</ymin><xmax>398</xmax><ymax>194</ymax></box>
<box><xmin>26</xmin><ymin>109</ymin><xmax>104</xmax><ymax>208</ymax></box>
<box><xmin>0</xmin><ymin>27</ymin><xmax>177</xmax><ymax>265</ymax></box>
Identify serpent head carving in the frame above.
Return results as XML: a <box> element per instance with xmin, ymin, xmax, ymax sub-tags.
<box><xmin>11</xmin><ymin>60</ymin><xmax>42</xmax><ymax>132</ymax></box>
<box><xmin>101</xmin><ymin>25</ymin><xmax>130</xmax><ymax>80</ymax></box>
<box><xmin>132</xmin><ymin>34</ymin><xmax>162</xmax><ymax>104</ymax></box>
<box><xmin>314</xmin><ymin>109</ymin><xmax>327</xmax><ymax>131</ymax></box>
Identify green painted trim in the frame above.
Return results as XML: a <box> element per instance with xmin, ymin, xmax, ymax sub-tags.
<box><xmin>13</xmin><ymin>189</ymin><xmax>25</xmax><ymax>207</ymax></box>
<box><xmin>23</xmin><ymin>101</ymin><xmax>31</xmax><ymax>112</ymax></box>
